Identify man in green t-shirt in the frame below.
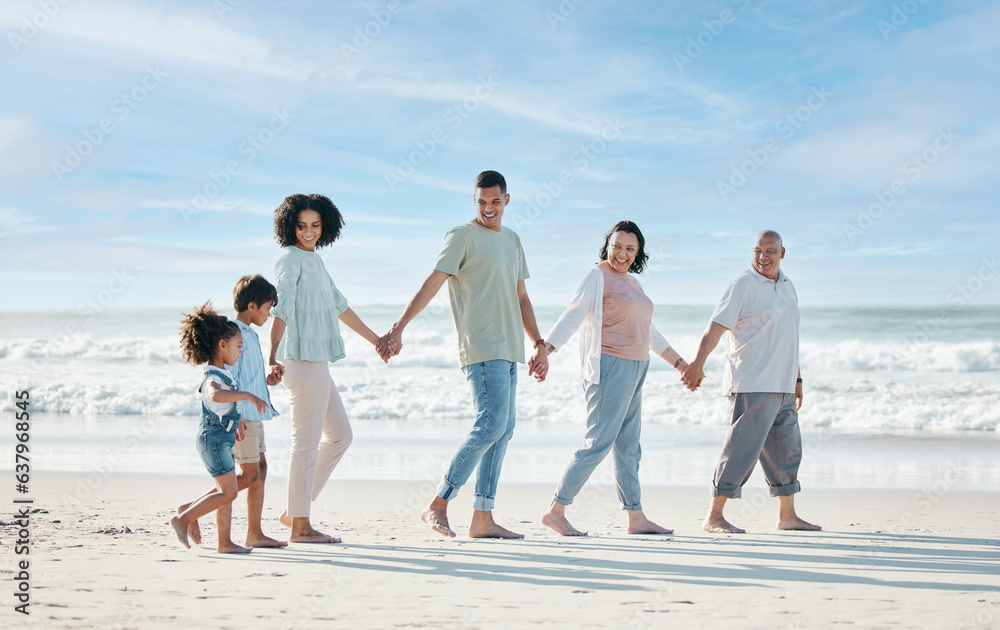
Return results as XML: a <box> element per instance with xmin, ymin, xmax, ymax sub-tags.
<box><xmin>378</xmin><ymin>170</ymin><xmax>549</xmax><ymax>539</ymax></box>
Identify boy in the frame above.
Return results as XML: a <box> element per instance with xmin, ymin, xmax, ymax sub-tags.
<box><xmin>230</xmin><ymin>274</ymin><xmax>287</xmax><ymax>547</ymax></box>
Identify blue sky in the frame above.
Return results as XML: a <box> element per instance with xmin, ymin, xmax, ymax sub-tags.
<box><xmin>2</xmin><ymin>0</ymin><xmax>998</xmax><ymax>310</ymax></box>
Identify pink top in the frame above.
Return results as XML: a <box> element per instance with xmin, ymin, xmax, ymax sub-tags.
<box><xmin>600</xmin><ymin>264</ymin><xmax>654</xmax><ymax>361</ymax></box>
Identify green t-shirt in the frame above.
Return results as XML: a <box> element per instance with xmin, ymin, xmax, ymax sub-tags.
<box><xmin>434</xmin><ymin>221</ymin><xmax>530</xmax><ymax>368</ymax></box>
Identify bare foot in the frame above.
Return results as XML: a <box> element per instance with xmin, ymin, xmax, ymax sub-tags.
<box><xmin>289</xmin><ymin>530</ymin><xmax>341</xmax><ymax>544</ymax></box>
<box><xmin>420</xmin><ymin>507</ymin><xmax>456</xmax><ymax>538</ymax></box>
<box><xmin>703</xmin><ymin>515</ymin><xmax>746</xmax><ymax>534</ymax></box>
<box><xmin>279</xmin><ymin>510</ymin><xmax>292</xmax><ymax>529</ymax></box>
<box><xmin>470</xmin><ymin>510</ymin><xmax>524</xmax><ymax>539</ymax></box>
<box><xmin>246</xmin><ymin>534</ymin><xmax>288</xmax><ymax>548</ymax></box>
<box><xmin>218</xmin><ymin>541</ymin><xmax>253</xmax><ymax>554</ymax></box>
<box><xmin>541</xmin><ymin>511</ymin><xmax>587</xmax><ymax>536</ymax></box>
<box><xmin>778</xmin><ymin>516</ymin><xmax>822</xmax><ymax>531</ymax></box>
<box><xmin>470</xmin><ymin>522</ymin><xmax>524</xmax><ymax>539</ymax></box>
<box><xmin>169</xmin><ymin>516</ymin><xmax>190</xmax><ymax>549</ymax></box>
<box><xmin>178</xmin><ymin>503</ymin><xmax>201</xmax><ymax>545</ymax></box>
<box><xmin>627</xmin><ymin>512</ymin><xmax>673</xmax><ymax>535</ymax></box>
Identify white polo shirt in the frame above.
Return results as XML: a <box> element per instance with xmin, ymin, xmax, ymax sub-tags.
<box><xmin>711</xmin><ymin>267</ymin><xmax>799</xmax><ymax>395</ymax></box>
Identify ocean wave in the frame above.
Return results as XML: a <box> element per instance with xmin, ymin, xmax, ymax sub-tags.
<box><xmin>0</xmin><ymin>336</ymin><xmax>182</xmax><ymax>364</ymax></box>
<box><xmin>4</xmin><ymin>367</ymin><xmax>998</xmax><ymax>433</ymax></box>
<box><xmin>800</xmin><ymin>339</ymin><xmax>1000</xmax><ymax>373</ymax></box>
<box><xmin>3</xmin><ymin>332</ymin><xmax>998</xmax><ymax>374</ymax></box>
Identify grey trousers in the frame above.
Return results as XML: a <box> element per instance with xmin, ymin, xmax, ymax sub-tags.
<box><xmin>712</xmin><ymin>392</ymin><xmax>802</xmax><ymax>498</ymax></box>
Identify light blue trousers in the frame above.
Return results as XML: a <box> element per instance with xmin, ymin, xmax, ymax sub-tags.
<box><xmin>437</xmin><ymin>360</ymin><xmax>517</xmax><ymax>511</ymax></box>
<box><xmin>554</xmin><ymin>354</ymin><xmax>648</xmax><ymax>511</ymax></box>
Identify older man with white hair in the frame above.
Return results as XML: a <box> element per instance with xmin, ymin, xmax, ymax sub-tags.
<box><xmin>682</xmin><ymin>230</ymin><xmax>820</xmax><ymax>534</ymax></box>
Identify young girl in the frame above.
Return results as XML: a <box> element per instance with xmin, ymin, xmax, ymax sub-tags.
<box><xmin>172</xmin><ymin>302</ymin><xmax>268</xmax><ymax>553</ymax></box>
<box><xmin>267</xmin><ymin>193</ymin><xmax>383</xmax><ymax>543</ymax></box>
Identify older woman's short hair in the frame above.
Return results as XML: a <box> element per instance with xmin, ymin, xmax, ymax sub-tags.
<box><xmin>599</xmin><ymin>220</ymin><xmax>649</xmax><ymax>274</ymax></box>
<box><xmin>273</xmin><ymin>193</ymin><xmax>345</xmax><ymax>249</ymax></box>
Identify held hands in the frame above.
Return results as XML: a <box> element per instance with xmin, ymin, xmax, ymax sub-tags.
<box><xmin>527</xmin><ymin>343</ymin><xmax>549</xmax><ymax>382</ymax></box>
<box><xmin>376</xmin><ymin>324</ymin><xmax>403</xmax><ymax>363</ymax></box>
<box><xmin>266</xmin><ymin>361</ymin><xmax>284</xmax><ymax>386</ymax></box>
<box><xmin>680</xmin><ymin>362</ymin><xmax>706</xmax><ymax>392</ymax></box>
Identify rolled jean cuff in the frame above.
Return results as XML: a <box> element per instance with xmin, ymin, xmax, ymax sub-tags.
<box><xmin>621</xmin><ymin>502</ymin><xmax>642</xmax><ymax>511</ymax></box>
<box><xmin>552</xmin><ymin>494</ymin><xmax>574</xmax><ymax>507</ymax></box>
<box><xmin>768</xmin><ymin>480</ymin><xmax>801</xmax><ymax>497</ymax></box>
<box><xmin>472</xmin><ymin>494</ymin><xmax>494</xmax><ymax>512</ymax></box>
<box><xmin>712</xmin><ymin>482</ymin><xmax>743</xmax><ymax>499</ymax></box>
<box><xmin>436</xmin><ymin>479</ymin><xmax>459</xmax><ymax>502</ymax></box>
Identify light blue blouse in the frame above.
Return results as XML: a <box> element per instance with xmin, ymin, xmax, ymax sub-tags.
<box><xmin>272</xmin><ymin>246</ymin><xmax>349</xmax><ymax>362</ymax></box>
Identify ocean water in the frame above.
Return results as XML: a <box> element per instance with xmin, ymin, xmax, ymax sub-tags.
<box><xmin>1</xmin><ymin>306</ymin><xmax>998</xmax><ymax>489</ymax></box>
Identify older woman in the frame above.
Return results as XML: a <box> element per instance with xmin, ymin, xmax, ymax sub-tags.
<box><xmin>541</xmin><ymin>221</ymin><xmax>687</xmax><ymax>536</ymax></box>
<box><xmin>267</xmin><ymin>193</ymin><xmax>382</xmax><ymax>543</ymax></box>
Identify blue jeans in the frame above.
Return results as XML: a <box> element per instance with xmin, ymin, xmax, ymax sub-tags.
<box><xmin>196</xmin><ymin>419</ymin><xmax>237</xmax><ymax>478</ymax></box>
<box><xmin>554</xmin><ymin>354</ymin><xmax>648</xmax><ymax>510</ymax></box>
<box><xmin>437</xmin><ymin>360</ymin><xmax>517</xmax><ymax>511</ymax></box>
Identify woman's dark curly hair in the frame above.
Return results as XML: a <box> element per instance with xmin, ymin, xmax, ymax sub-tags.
<box><xmin>599</xmin><ymin>220</ymin><xmax>649</xmax><ymax>274</ymax></box>
<box><xmin>179</xmin><ymin>301</ymin><xmax>240</xmax><ymax>366</ymax></box>
<box><xmin>273</xmin><ymin>193</ymin><xmax>345</xmax><ymax>249</ymax></box>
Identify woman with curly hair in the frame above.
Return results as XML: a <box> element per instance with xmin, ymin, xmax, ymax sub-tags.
<box><xmin>267</xmin><ymin>193</ymin><xmax>382</xmax><ymax>544</ymax></box>
<box><xmin>541</xmin><ymin>221</ymin><xmax>687</xmax><ymax>537</ymax></box>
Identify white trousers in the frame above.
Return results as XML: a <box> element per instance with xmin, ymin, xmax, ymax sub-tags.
<box><xmin>283</xmin><ymin>360</ymin><xmax>353</xmax><ymax>518</ymax></box>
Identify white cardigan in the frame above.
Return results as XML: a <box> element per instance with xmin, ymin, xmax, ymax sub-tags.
<box><xmin>546</xmin><ymin>266</ymin><xmax>671</xmax><ymax>384</ymax></box>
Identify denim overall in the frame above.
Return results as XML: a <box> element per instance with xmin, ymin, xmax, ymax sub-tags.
<box><xmin>196</xmin><ymin>367</ymin><xmax>241</xmax><ymax>477</ymax></box>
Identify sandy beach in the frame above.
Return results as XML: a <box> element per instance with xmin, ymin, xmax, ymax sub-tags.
<box><xmin>3</xmin><ymin>471</ymin><xmax>997</xmax><ymax>629</ymax></box>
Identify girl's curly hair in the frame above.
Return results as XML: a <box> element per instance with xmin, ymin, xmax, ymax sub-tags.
<box><xmin>273</xmin><ymin>193</ymin><xmax>345</xmax><ymax>248</ymax></box>
<box><xmin>179</xmin><ymin>301</ymin><xmax>240</xmax><ymax>365</ymax></box>
<box><xmin>599</xmin><ymin>220</ymin><xmax>649</xmax><ymax>274</ymax></box>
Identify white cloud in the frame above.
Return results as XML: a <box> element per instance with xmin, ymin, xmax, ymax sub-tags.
<box><xmin>346</xmin><ymin>214</ymin><xmax>434</xmax><ymax>226</ymax></box>
<box><xmin>2</xmin><ymin>1</ymin><xmax>314</xmax><ymax>80</ymax></box>
<box><xmin>0</xmin><ymin>115</ymin><xmax>54</xmax><ymax>184</ymax></box>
